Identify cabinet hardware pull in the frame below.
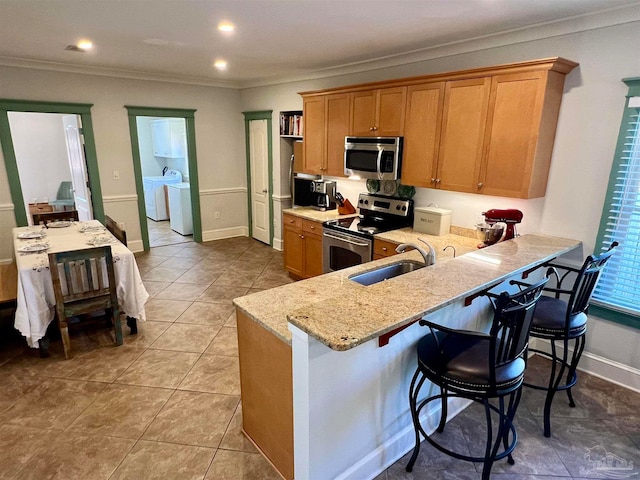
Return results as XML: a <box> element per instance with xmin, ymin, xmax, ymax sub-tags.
<box><xmin>382</xmin><ymin>247</ymin><xmax>387</xmax><ymax>251</ymax></box>
<box><xmin>369</xmin><ymin>127</ymin><xmax>375</xmax><ymax>131</ymax></box>
<box><xmin>435</xmin><ymin>178</ymin><xmax>441</xmax><ymax>184</ymax></box>
<box><xmin>431</xmin><ymin>178</ymin><xmax>436</xmax><ymax>183</ymax></box>
<box><xmin>477</xmin><ymin>182</ymin><xmax>483</xmax><ymax>189</ymax></box>
<box><xmin>300</xmin><ymin>235</ymin><xmax>305</xmax><ymax>239</ymax></box>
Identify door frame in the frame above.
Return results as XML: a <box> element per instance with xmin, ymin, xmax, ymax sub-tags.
<box><xmin>0</xmin><ymin>99</ymin><xmax>104</xmax><ymax>226</ymax></box>
<box><xmin>243</xmin><ymin>110</ymin><xmax>273</xmax><ymax>246</ymax></box>
<box><xmin>125</xmin><ymin>106</ymin><xmax>201</xmax><ymax>250</ymax></box>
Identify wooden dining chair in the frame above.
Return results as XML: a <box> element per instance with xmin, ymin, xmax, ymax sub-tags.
<box><xmin>48</xmin><ymin>246</ymin><xmax>123</xmax><ymax>359</ymax></box>
<box><xmin>33</xmin><ymin>210</ymin><xmax>79</xmax><ymax>226</ymax></box>
<box><xmin>104</xmin><ymin>215</ymin><xmax>127</xmax><ymax>246</ymax></box>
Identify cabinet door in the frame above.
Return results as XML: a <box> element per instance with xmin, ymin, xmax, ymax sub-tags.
<box><xmin>376</xmin><ymin>86</ymin><xmax>406</xmax><ymax>136</ymax></box>
<box><xmin>437</xmin><ymin>78</ymin><xmax>491</xmax><ymax>193</ymax></box>
<box><xmin>325</xmin><ymin>93</ymin><xmax>350</xmax><ymax>177</ymax></box>
<box><xmin>350</xmin><ymin>90</ymin><xmax>377</xmax><ymax>136</ymax></box>
<box><xmin>151</xmin><ymin>120</ymin><xmax>171</xmax><ymax>157</ymax></box>
<box><xmin>303</xmin><ymin>232</ymin><xmax>323</xmax><ymax>278</ymax></box>
<box><xmin>302</xmin><ymin>96</ymin><xmax>326</xmax><ymax>174</ymax></box>
<box><xmin>283</xmin><ymin>226</ymin><xmax>304</xmax><ymax>277</ymax></box>
<box><xmin>479</xmin><ymin>71</ymin><xmax>547</xmax><ymax>198</ymax></box>
<box><xmin>401</xmin><ymin>82</ymin><xmax>445</xmax><ymax>188</ymax></box>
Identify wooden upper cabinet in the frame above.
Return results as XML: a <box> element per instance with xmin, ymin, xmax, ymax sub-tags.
<box><xmin>479</xmin><ymin>70</ymin><xmax>556</xmax><ymax>198</ymax></box>
<box><xmin>401</xmin><ymin>82</ymin><xmax>445</xmax><ymax>188</ymax></box>
<box><xmin>299</xmin><ymin>57</ymin><xmax>577</xmax><ymax>198</ymax></box>
<box><xmin>325</xmin><ymin>93</ymin><xmax>350</xmax><ymax>177</ymax></box>
<box><xmin>302</xmin><ymin>96</ymin><xmax>325</xmax><ymax>174</ymax></box>
<box><xmin>437</xmin><ymin>78</ymin><xmax>491</xmax><ymax>194</ymax></box>
<box><xmin>350</xmin><ymin>87</ymin><xmax>406</xmax><ymax>136</ymax></box>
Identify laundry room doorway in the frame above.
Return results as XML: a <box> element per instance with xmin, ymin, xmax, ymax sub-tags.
<box><xmin>125</xmin><ymin>106</ymin><xmax>201</xmax><ymax>250</ymax></box>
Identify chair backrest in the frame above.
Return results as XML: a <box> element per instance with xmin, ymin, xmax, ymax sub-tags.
<box><xmin>104</xmin><ymin>215</ymin><xmax>127</xmax><ymax>246</ymax></box>
<box><xmin>568</xmin><ymin>242</ymin><xmax>618</xmax><ymax>316</ymax></box>
<box><xmin>489</xmin><ymin>278</ymin><xmax>548</xmax><ymax>370</ymax></box>
<box><xmin>33</xmin><ymin>210</ymin><xmax>79</xmax><ymax>226</ymax></box>
<box><xmin>48</xmin><ymin>246</ymin><xmax>117</xmax><ymax>307</ymax></box>
<box><xmin>56</xmin><ymin>181</ymin><xmax>74</xmax><ymax>200</ymax></box>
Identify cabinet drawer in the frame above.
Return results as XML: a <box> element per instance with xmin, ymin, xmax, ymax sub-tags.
<box><xmin>283</xmin><ymin>214</ymin><xmax>302</xmax><ymax>230</ymax></box>
<box><xmin>302</xmin><ymin>219</ymin><xmax>322</xmax><ymax>235</ymax></box>
<box><xmin>374</xmin><ymin>239</ymin><xmax>400</xmax><ymax>257</ymax></box>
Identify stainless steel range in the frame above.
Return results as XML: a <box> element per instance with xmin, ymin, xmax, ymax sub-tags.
<box><xmin>322</xmin><ymin>193</ymin><xmax>414</xmax><ymax>273</ymax></box>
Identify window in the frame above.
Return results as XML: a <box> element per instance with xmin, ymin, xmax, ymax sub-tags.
<box><xmin>591</xmin><ymin>77</ymin><xmax>640</xmax><ymax>328</ymax></box>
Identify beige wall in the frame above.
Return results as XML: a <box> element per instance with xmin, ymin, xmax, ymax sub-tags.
<box><xmin>0</xmin><ymin>67</ymin><xmax>247</xmax><ymax>257</ymax></box>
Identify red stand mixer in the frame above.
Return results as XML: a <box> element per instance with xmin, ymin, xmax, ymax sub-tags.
<box><xmin>476</xmin><ymin>209</ymin><xmax>523</xmax><ymax>248</ymax></box>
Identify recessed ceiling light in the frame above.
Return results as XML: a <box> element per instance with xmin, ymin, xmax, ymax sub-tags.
<box><xmin>217</xmin><ymin>21</ymin><xmax>235</xmax><ymax>33</ymax></box>
<box><xmin>214</xmin><ymin>59</ymin><xmax>228</xmax><ymax>70</ymax></box>
<box><xmin>77</xmin><ymin>40</ymin><xmax>93</xmax><ymax>51</ymax></box>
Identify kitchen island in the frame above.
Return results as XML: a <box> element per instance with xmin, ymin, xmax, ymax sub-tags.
<box><xmin>233</xmin><ymin>234</ymin><xmax>582</xmax><ymax>480</ymax></box>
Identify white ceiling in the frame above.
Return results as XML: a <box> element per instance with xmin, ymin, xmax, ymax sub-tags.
<box><xmin>1</xmin><ymin>0</ymin><xmax>639</xmax><ymax>88</ymax></box>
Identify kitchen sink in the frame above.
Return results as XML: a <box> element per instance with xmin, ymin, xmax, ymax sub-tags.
<box><xmin>348</xmin><ymin>260</ymin><xmax>425</xmax><ymax>286</ymax></box>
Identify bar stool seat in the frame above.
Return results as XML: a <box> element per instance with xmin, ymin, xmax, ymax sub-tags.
<box><xmin>406</xmin><ymin>278</ymin><xmax>548</xmax><ymax>480</ymax></box>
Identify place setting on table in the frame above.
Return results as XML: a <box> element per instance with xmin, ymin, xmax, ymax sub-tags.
<box><xmin>11</xmin><ymin>219</ymin><xmax>149</xmax><ymax>357</ymax></box>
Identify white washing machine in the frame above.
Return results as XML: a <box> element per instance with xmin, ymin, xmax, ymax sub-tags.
<box><xmin>143</xmin><ymin>169</ymin><xmax>182</xmax><ymax>221</ymax></box>
<box><xmin>167</xmin><ymin>182</ymin><xmax>193</xmax><ymax>235</ymax></box>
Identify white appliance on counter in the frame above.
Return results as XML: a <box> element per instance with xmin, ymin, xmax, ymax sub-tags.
<box><xmin>143</xmin><ymin>169</ymin><xmax>182</xmax><ymax>221</ymax></box>
<box><xmin>167</xmin><ymin>182</ymin><xmax>193</xmax><ymax>235</ymax></box>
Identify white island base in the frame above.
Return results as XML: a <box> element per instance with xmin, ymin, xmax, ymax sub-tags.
<box><xmin>289</xmin><ymin>292</ymin><xmax>499</xmax><ymax>480</ymax></box>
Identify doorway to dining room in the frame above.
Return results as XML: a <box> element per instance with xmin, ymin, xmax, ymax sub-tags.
<box><xmin>8</xmin><ymin>112</ymin><xmax>93</xmax><ymax>225</ymax></box>
<box><xmin>0</xmin><ymin>99</ymin><xmax>104</xmax><ymax>228</ymax></box>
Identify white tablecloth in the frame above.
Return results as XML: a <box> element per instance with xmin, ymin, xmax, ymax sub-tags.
<box><xmin>13</xmin><ymin>220</ymin><xmax>149</xmax><ymax>348</ymax></box>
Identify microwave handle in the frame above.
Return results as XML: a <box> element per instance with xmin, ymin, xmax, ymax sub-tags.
<box><xmin>376</xmin><ymin>149</ymin><xmax>383</xmax><ymax>179</ymax></box>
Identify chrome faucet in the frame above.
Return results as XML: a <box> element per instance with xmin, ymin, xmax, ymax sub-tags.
<box><xmin>395</xmin><ymin>238</ymin><xmax>437</xmax><ymax>266</ymax></box>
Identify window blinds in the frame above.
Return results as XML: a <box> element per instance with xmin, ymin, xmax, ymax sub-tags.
<box><xmin>592</xmin><ymin>101</ymin><xmax>640</xmax><ymax>315</ymax></box>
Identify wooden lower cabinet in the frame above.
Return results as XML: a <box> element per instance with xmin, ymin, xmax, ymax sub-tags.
<box><xmin>283</xmin><ymin>213</ymin><xmax>324</xmax><ymax>279</ymax></box>
<box><xmin>237</xmin><ymin>310</ymin><xmax>293</xmax><ymax>480</ymax></box>
<box><xmin>373</xmin><ymin>239</ymin><xmax>400</xmax><ymax>260</ymax></box>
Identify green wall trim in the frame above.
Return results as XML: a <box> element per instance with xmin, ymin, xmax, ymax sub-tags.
<box><xmin>622</xmin><ymin>77</ymin><xmax>640</xmax><ymax>97</ymax></box>
<box><xmin>242</xmin><ymin>110</ymin><xmax>273</xmax><ymax>121</ymax></box>
<box><xmin>592</xmin><ymin>78</ymin><xmax>640</xmax><ymax>329</ymax></box>
<box><xmin>0</xmin><ymin>100</ymin><xmax>103</xmax><ymax>227</ymax></box>
<box><xmin>0</xmin><ymin>99</ymin><xmax>93</xmax><ymax>114</ymax></box>
<box><xmin>125</xmin><ymin>106</ymin><xmax>202</xmax><ymax>249</ymax></box>
<box><xmin>243</xmin><ymin>111</ymin><xmax>274</xmax><ymax>246</ymax></box>
<box><xmin>124</xmin><ymin>106</ymin><xmax>196</xmax><ymax>118</ymax></box>
<box><xmin>589</xmin><ymin>305</ymin><xmax>640</xmax><ymax>330</ymax></box>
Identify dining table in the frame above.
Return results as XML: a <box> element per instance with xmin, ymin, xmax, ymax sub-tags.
<box><xmin>12</xmin><ymin>219</ymin><xmax>149</xmax><ymax>350</ymax></box>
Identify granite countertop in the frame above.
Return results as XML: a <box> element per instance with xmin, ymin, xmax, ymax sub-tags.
<box><xmin>234</xmin><ymin>233</ymin><xmax>582</xmax><ymax>351</ymax></box>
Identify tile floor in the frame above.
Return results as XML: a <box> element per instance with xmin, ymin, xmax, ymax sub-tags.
<box><xmin>147</xmin><ymin>218</ymin><xmax>193</xmax><ymax>248</ymax></box>
<box><xmin>0</xmin><ymin>236</ymin><xmax>638</xmax><ymax>479</ymax></box>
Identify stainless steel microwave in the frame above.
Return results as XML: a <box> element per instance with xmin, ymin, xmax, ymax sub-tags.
<box><xmin>344</xmin><ymin>136</ymin><xmax>402</xmax><ymax>180</ymax></box>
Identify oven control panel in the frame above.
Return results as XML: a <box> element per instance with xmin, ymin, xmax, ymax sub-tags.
<box><xmin>358</xmin><ymin>193</ymin><xmax>412</xmax><ymax>218</ymax></box>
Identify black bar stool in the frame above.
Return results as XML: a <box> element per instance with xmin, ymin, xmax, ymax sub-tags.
<box><xmin>524</xmin><ymin>242</ymin><xmax>618</xmax><ymax>437</ymax></box>
<box><xmin>406</xmin><ymin>278</ymin><xmax>547</xmax><ymax>480</ymax></box>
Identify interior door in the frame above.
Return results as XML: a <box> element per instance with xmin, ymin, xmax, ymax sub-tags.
<box><xmin>249</xmin><ymin>119</ymin><xmax>270</xmax><ymax>244</ymax></box>
<box><xmin>62</xmin><ymin>115</ymin><xmax>93</xmax><ymax>220</ymax></box>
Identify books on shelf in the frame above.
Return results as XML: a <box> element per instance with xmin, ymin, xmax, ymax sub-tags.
<box><xmin>280</xmin><ymin>111</ymin><xmax>303</xmax><ymax>137</ymax></box>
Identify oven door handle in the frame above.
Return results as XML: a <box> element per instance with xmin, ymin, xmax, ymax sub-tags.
<box><xmin>323</xmin><ymin>232</ymin><xmax>370</xmax><ymax>248</ymax></box>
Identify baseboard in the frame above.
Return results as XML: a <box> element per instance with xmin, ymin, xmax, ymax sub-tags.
<box><xmin>202</xmin><ymin>226</ymin><xmax>249</xmax><ymax>242</ymax></box>
<box><xmin>127</xmin><ymin>239</ymin><xmax>145</xmax><ymax>253</ymax></box>
<box><xmin>272</xmin><ymin>237</ymin><xmax>283</xmax><ymax>251</ymax></box>
<box><xmin>530</xmin><ymin>339</ymin><xmax>640</xmax><ymax>393</ymax></box>
<box><xmin>336</xmin><ymin>397</ymin><xmax>471</xmax><ymax>480</ymax></box>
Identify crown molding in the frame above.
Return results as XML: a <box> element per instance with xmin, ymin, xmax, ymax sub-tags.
<box><xmin>0</xmin><ymin>56</ymin><xmax>241</xmax><ymax>89</ymax></box>
<box><xmin>239</xmin><ymin>3</ymin><xmax>640</xmax><ymax>89</ymax></box>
